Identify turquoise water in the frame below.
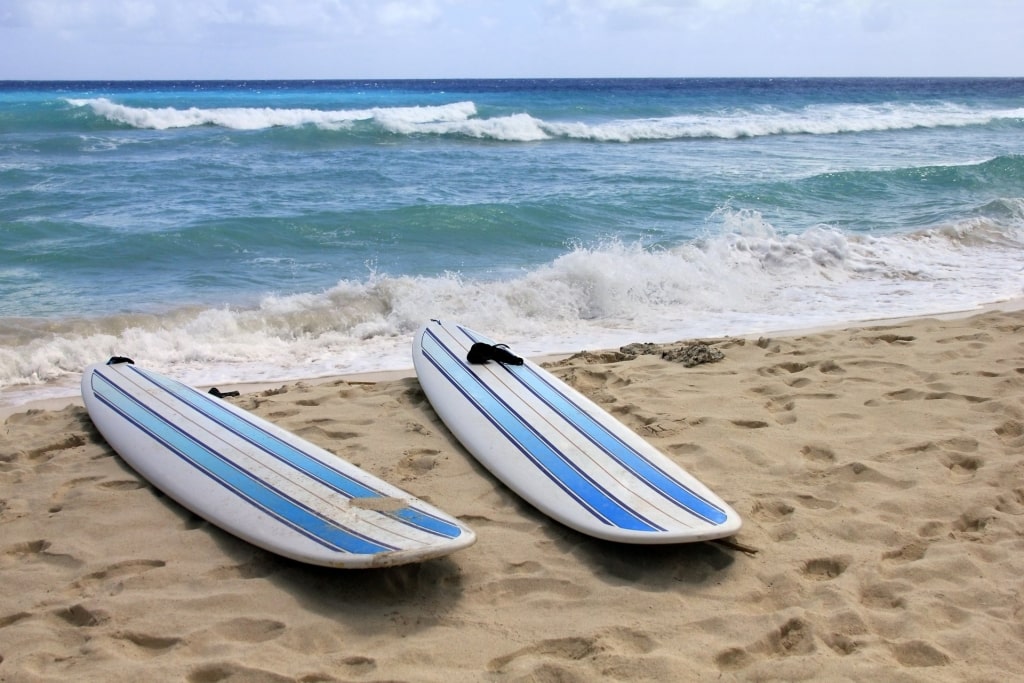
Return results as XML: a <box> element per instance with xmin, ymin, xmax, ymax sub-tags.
<box><xmin>2</xmin><ymin>78</ymin><xmax>1023</xmax><ymax>406</ymax></box>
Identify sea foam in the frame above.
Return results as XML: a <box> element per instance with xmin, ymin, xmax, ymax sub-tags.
<box><xmin>67</xmin><ymin>98</ymin><xmax>1024</xmax><ymax>141</ymax></box>
<box><xmin>66</xmin><ymin>98</ymin><xmax>478</xmax><ymax>131</ymax></box>
<box><xmin>3</xmin><ymin>211</ymin><xmax>1020</xmax><ymax>410</ymax></box>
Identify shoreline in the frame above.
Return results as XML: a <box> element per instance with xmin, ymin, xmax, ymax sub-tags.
<box><xmin>2</xmin><ymin>305</ymin><xmax>1023</xmax><ymax>679</ymax></box>
<box><xmin>4</xmin><ymin>299</ymin><xmax>1021</xmax><ymax>422</ymax></box>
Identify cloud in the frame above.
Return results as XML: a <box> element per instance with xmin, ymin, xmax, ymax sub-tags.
<box><xmin>376</xmin><ymin>1</ymin><xmax>443</xmax><ymax>28</ymax></box>
<box><xmin>1</xmin><ymin>0</ymin><xmax>1020</xmax><ymax>78</ymax></box>
<box><xmin>546</xmin><ymin>0</ymin><xmax>719</xmax><ymax>29</ymax></box>
<box><xmin>1</xmin><ymin>0</ymin><xmax>162</xmax><ymax>29</ymax></box>
<box><xmin>0</xmin><ymin>0</ymin><xmax>451</xmax><ymax>33</ymax></box>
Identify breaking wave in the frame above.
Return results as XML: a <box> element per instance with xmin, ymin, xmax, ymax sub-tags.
<box><xmin>3</xmin><ymin>210</ymin><xmax>1021</xmax><ymax>408</ymax></box>
<box><xmin>66</xmin><ymin>98</ymin><xmax>1024</xmax><ymax>141</ymax></box>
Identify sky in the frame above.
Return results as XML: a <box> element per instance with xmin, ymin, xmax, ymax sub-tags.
<box><xmin>1</xmin><ymin>0</ymin><xmax>1022</xmax><ymax>80</ymax></box>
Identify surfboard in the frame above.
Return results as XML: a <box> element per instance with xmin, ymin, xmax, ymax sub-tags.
<box><xmin>81</xmin><ymin>358</ymin><xmax>476</xmax><ymax>568</ymax></box>
<box><xmin>412</xmin><ymin>320</ymin><xmax>742</xmax><ymax>544</ymax></box>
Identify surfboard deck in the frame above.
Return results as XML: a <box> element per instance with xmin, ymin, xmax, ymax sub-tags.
<box><xmin>81</xmin><ymin>358</ymin><xmax>475</xmax><ymax>568</ymax></box>
<box><xmin>413</xmin><ymin>321</ymin><xmax>742</xmax><ymax>544</ymax></box>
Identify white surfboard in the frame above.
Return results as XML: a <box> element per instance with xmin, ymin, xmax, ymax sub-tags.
<box><xmin>81</xmin><ymin>358</ymin><xmax>476</xmax><ymax>568</ymax></box>
<box><xmin>413</xmin><ymin>321</ymin><xmax>742</xmax><ymax>543</ymax></box>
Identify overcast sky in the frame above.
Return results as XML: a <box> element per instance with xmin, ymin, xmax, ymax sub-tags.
<box><xmin>2</xmin><ymin>0</ymin><xmax>1021</xmax><ymax>80</ymax></box>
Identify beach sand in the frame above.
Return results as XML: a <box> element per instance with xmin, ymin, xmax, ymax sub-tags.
<box><xmin>2</xmin><ymin>309</ymin><xmax>1023</xmax><ymax>681</ymax></box>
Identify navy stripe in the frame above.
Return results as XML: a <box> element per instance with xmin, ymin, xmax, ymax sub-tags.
<box><xmin>513</xmin><ymin>364</ymin><xmax>728</xmax><ymax>525</ymax></box>
<box><xmin>129</xmin><ymin>366</ymin><xmax>464</xmax><ymax>540</ymax></box>
<box><xmin>92</xmin><ymin>369</ymin><xmax>396</xmax><ymax>555</ymax></box>
<box><xmin>423</xmin><ymin>327</ymin><xmax>663</xmax><ymax>532</ymax></box>
<box><xmin>459</xmin><ymin>326</ymin><xmax>728</xmax><ymax>525</ymax></box>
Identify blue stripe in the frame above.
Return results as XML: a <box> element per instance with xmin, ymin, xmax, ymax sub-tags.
<box><xmin>459</xmin><ymin>326</ymin><xmax>729</xmax><ymax>525</ymax></box>
<box><xmin>513</xmin><ymin>364</ymin><xmax>728</xmax><ymax>525</ymax></box>
<box><xmin>92</xmin><ymin>369</ymin><xmax>396</xmax><ymax>555</ymax></box>
<box><xmin>423</xmin><ymin>327</ymin><xmax>662</xmax><ymax>533</ymax></box>
<box><xmin>130</xmin><ymin>366</ymin><xmax>464</xmax><ymax>540</ymax></box>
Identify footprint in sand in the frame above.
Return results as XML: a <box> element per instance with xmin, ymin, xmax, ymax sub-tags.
<box><xmin>758</xmin><ymin>361</ymin><xmax>810</xmax><ymax>377</ymax></box>
<box><xmin>917</xmin><ymin>520</ymin><xmax>946</xmax><ymax>538</ymax></box>
<box><xmin>952</xmin><ymin>508</ymin><xmax>995</xmax><ymax>535</ymax></box>
<box><xmin>493</xmin><ymin>576</ymin><xmax>591</xmax><ymax>602</ymax></box>
<box><xmin>30</xmin><ymin>433</ymin><xmax>88</xmax><ymax>458</ymax></box>
<box><xmin>99</xmin><ymin>479</ymin><xmax>147</xmax><ymax>493</ymax></box>
<box><xmin>994</xmin><ymin>488</ymin><xmax>1024</xmax><ymax>515</ymax></box>
<box><xmin>793</xmin><ymin>493</ymin><xmax>837</xmax><ymax>510</ymax></box>
<box><xmin>864</xmin><ymin>334</ymin><xmax>916</xmax><ymax>345</ymax></box>
<box><xmin>937</xmin><ymin>332</ymin><xmax>992</xmax><ymax>346</ymax></box>
<box><xmin>714</xmin><ymin>617</ymin><xmax>816</xmax><ymax>672</ymax></box>
<box><xmin>763</xmin><ymin>401</ymin><xmax>798</xmax><ymax>425</ymax></box>
<box><xmin>884</xmin><ymin>388</ymin><xmax>989</xmax><ymax>403</ymax></box>
<box><xmin>53</xmin><ymin>603</ymin><xmax>109</xmax><ymax>627</ymax></box>
<box><xmin>882</xmin><ymin>541</ymin><xmax>928</xmax><ymax>563</ymax></box>
<box><xmin>939</xmin><ymin>452</ymin><xmax>983</xmax><ymax>479</ymax></box>
<box><xmin>187</xmin><ymin>662</ymin><xmax>292</xmax><ymax>682</ymax></box>
<box><xmin>749</xmin><ymin>499</ymin><xmax>799</xmax><ymax>541</ymax></box>
<box><xmin>397</xmin><ymin>449</ymin><xmax>442</xmax><ymax>477</ymax></box>
<box><xmin>825</xmin><ymin>461</ymin><xmax>914</xmax><ymax>489</ymax></box>
<box><xmin>859</xmin><ymin>581</ymin><xmax>908</xmax><ymax>610</ymax></box>
<box><xmin>204</xmin><ymin>554</ymin><xmax>281</xmax><ymax>580</ymax></box>
<box><xmin>482</xmin><ymin>560</ymin><xmax>592</xmax><ymax>603</ymax></box>
<box><xmin>823</xmin><ymin>633</ymin><xmax>862</xmax><ymax>656</ymax></box>
<box><xmin>113</xmin><ymin>631</ymin><xmax>183</xmax><ymax>654</ymax></box>
<box><xmin>211</xmin><ymin>617</ymin><xmax>287</xmax><ymax>643</ymax></box>
<box><xmin>800</xmin><ymin>444</ymin><xmax>835</xmax><ymax>463</ymax></box>
<box><xmin>488</xmin><ymin>627</ymin><xmax>656</xmax><ymax>677</ymax></box>
<box><xmin>340</xmin><ymin>655</ymin><xmax>377</xmax><ymax>674</ymax></box>
<box><xmin>800</xmin><ymin>556</ymin><xmax>850</xmax><ymax>581</ymax></box>
<box><xmin>823</xmin><ymin>609</ymin><xmax>870</xmax><ymax>652</ymax></box>
<box><xmin>764</xmin><ymin>617</ymin><xmax>816</xmax><ymax>656</ymax></box>
<box><xmin>47</xmin><ymin>475</ymin><xmax>104</xmax><ymax>513</ymax></box>
<box><xmin>487</xmin><ymin>635</ymin><xmax>600</xmax><ymax>676</ymax></box>
<box><xmin>295</xmin><ymin>424</ymin><xmax>360</xmax><ymax>441</ymax></box>
<box><xmin>763</xmin><ymin>396</ymin><xmax>796</xmax><ymax>414</ymax></box>
<box><xmin>265</xmin><ymin>408</ymin><xmax>301</xmax><ymax>420</ymax></box>
<box><xmin>666</xmin><ymin>441</ymin><xmax>703</xmax><ymax>457</ymax></box>
<box><xmin>731</xmin><ymin>419</ymin><xmax>770</xmax><ymax>429</ymax></box>
<box><xmin>818</xmin><ymin>359</ymin><xmax>846</xmax><ymax>374</ymax></box>
<box><xmin>405</xmin><ymin>421</ymin><xmax>433</xmax><ymax>436</ymax></box>
<box><xmin>0</xmin><ymin>611</ymin><xmax>33</xmax><ymax>629</ymax></box>
<box><xmin>995</xmin><ymin>419</ymin><xmax>1024</xmax><ymax>447</ymax></box>
<box><xmin>71</xmin><ymin>558</ymin><xmax>166</xmax><ymax>592</ymax></box>
<box><xmin>714</xmin><ymin>646</ymin><xmax>755</xmax><ymax>671</ymax></box>
<box><xmin>1</xmin><ymin>539</ymin><xmax>81</xmax><ymax>570</ymax></box>
<box><xmin>889</xmin><ymin>640</ymin><xmax>951</xmax><ymax>667</ymax></box>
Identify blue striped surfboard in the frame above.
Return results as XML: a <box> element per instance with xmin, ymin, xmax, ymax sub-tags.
<box><xmin>81</xmin><ymin>359</ymin><xmax>475</xmax><ymax>567</ymax></box>
<box><xmin>412</xmin><ymin>321</ymin><xmax>742</xmax><ymax>543</ymax></box>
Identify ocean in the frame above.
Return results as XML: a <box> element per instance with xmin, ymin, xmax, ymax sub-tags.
<box><xmin>2</xmin><ymin>78</ymin><xmax>1023</xmax><ymax>410</ymax></box>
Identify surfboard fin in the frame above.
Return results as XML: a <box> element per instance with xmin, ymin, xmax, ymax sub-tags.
<box><xmin>467</xmin><ymin>342</ymin><xmax>524</xmax><ymax>366</ymax></box>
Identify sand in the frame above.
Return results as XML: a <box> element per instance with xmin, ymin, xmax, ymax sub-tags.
<box><xmin>2</xmin><ymin>309</ymin><xmax>1023</xmax><ymax>682</ymax></box>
